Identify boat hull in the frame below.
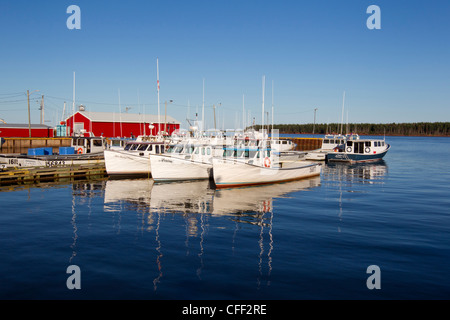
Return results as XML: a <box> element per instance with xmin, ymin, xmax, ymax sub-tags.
<box><xmin>0</xmin><ymin>153</ymin><xmax>104</xmax><ymax>169</ymax></box>
<box><xmin>305</xmin><ymin>149</ymin><xmax>329</xmax><ymax>161</ymax></box>
<box><xmin>326</xmin><ymin>145</ymin><xmax>390</xmax><ymax>163</ymax></box>
<box><xmin>104</xmin><ymin>150</ymin><xmax>151</xmax><ymax>176</ymax></box>
<box><xmin>149</xmin><ymin>154</ymin><xmax>212</xmax><ymax>182</ymax></box>
<box><xmin>213</xmin><ymin>159</ymin><xmax>321</xmax><ymax>188</ymax></box>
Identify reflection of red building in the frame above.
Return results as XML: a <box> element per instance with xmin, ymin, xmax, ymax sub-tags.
<box><xmin>65</xmin><ymin>111</ymin><xmax>180</xmax><ymax>137</ymax></box>
<box><xmin>0</xmin><ymin>124</ymin><xmax>54</xmax><ymax>137</ymax></box>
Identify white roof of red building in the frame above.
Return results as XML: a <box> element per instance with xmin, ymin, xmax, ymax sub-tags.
<box><xmin>67</xmin><ymin>111</ymin><xmax>180</xmax><ymax>124</ymax></box>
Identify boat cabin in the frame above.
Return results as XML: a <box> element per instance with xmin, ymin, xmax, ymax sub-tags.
<box><xmin>270</xmin><ymin>139</ymin><xmax>294</xmax><ymax>151</ymax></box>
<box><xmin>343</xmin><ymin>139</ymin><xmax>387</xmax><ymax>154</ymax></box>
<box><xmin>71</xmin><ymin>137</ymin><xmax>106</xmax><ymax>154</ymax></box>
<box><xmin>165</xmin><ymin>143</ymin><xmax>222</xmax><ymax>160</ymax></box>
<box><xmin>107</xmin><ymin>137</ymin><xmax>135</xmax><ymax>150</ymax></box>
<box><xmin>322</xmin><ymin>135</ymin><xmax>347</xmax><ymax>150</ymax></box>
<box><xmin>222</xmin><ymin>147</ymin><xmax>271</xmax><ymax>161</ymax></box>
<box><xmin>123</xmin><ymin>141</ymin><xmax>166</xmax><ymax>154</ymax></box>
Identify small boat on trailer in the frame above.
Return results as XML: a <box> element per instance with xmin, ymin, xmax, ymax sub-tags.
<box><xmin>326</xmin><ymin>135</ymin><xmax>390</xmax><ymax>163</ymax></box>
<box><xmin>213</xmin><ymin>146</ymin><xmax>321</xmax><ymax>188</ymax></box>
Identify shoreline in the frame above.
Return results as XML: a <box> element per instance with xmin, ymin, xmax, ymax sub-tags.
<box><xmin>280</xmin><ymin>132</ymin><xmax>450</xmax><ymax>138</ymax></box>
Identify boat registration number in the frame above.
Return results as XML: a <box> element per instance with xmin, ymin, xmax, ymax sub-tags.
<box><xmin>45</xmin><ymin>160</ymin><xmax>66</xmax><ymax>167</ymax></box>
<box><xmin>8</xmin><ymin>158</ymin><xmax>19</xmax><ymax>165</ymax></box>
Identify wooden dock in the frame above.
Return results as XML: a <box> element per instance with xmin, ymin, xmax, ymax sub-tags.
<box><xmin>0</xmin><ymin>164</ymin><xmax>106</xmax><ymax>186</ymax></box>
<box><xmin>0</xmin><ymin>137</ymin><xmax>72</xmax><ymax>154</ymax></box>
<box><xmin>280</xmin><ymin>137</ymin><xmax>323</xmax><ymax>151</ymax></box>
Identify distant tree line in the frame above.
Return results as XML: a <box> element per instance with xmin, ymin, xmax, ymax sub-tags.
<box><xmin>252</xmin><ymin>122</ymin><xmax>450</xmax><ymax>136</ymax></box>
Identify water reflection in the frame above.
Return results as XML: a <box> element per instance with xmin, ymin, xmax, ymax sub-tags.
<box><xmin>102</xmin><ymin>177</ymin><xmax>321</xmax><ymax>220</ymax></box>
<box><xmin>323</xmin><ymin>160</ymin><xmax>388</xmax><ymax>184</ymax></box>
<box><xmin>100</xmin><ymin>176</ymin><xmax>321</xmax><ymax>291</ymax></box>
<box><xmin>321</xmin><ymin>160</ymin><xmax>389</xmax><ymax>233</ymax></box>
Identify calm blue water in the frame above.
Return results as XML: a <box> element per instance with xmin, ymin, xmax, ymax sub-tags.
<box><xmin>1</xmin><ymin>136</ymin><xmax>449</xmax><ymax>300</ymax></box>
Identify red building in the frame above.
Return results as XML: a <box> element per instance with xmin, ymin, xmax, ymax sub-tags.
<box><xmin>0</xmin><ymin>123</ymin><xmax>54</xmax><ymax>138</ymax></box>
<box><xmin>65</xmin><ymin>111</ymin><xmax>180</xmax><ymax>137</ymax></box>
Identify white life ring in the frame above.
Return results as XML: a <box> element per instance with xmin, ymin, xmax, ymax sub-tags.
<box><xmin>264</xmin><ymin>157</ymin><xmax>271</xmax><ymax>168</ymax></box>
<box><xmin>346</xmin><ymin>147</ymin><xmax>352</xmax><ymax>153</ymax></box>
<box><xmin>365</xmin><ymin>147</ymin><xmax>371</xmax><ymax>153</ymax></box>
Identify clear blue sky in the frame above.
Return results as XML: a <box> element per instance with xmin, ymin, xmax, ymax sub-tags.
<box><xmin>1</xmin><ymin>0</ymin><xmax>449</xmax><ymax>129</ymax></box>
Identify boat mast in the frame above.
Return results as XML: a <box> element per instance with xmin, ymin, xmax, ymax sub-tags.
<box><xmin>271</xmin><ymin>80</ymin><xmax>274</xmax><ymax>136</ymax></box>
<box><xmin>118</xmin><ymin>88</ymin><xmax>122</xmax><ymax>137</ymax></box>
<box><xmin>157</xmin><ymin>58</ymin><xmax>161</xmax><ymax>136</ymax></box>
<box><xmin>72</xmin><ymin>72</ymin><xmax>75</xmax><ymax>118</ymax></box>
<box><xmin>262</xmin><ymin>75</ymin><xmax>265</xmax><ymax>134</ymax></box>
<box><xmin>340</xmin><ymin>91</ymin><xmax>345</xmax><ymax>135</ymax></box>
<box><xmin>242</xmin><ymin>94</ymin><xmax>245</xmax><ymax>131</ymax></box>
<box><xmin>61</xmin><ymin>101</ymin><xmax>66</xmax><ymax>122</ymax></box>
<box><xmin>202</xmin><ymin>78</ymin><xmax>205</xmax><ymax>133</ymax></box>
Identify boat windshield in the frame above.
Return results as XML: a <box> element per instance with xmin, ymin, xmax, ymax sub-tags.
<box><xmin>124</xmin><ymin>143</ymin><xmax>132</xmax><ymax>151</ymax></box>
<box><xmin>130</xmin><ymin>144</ymin><xmax>139</xmax><ymax>151</ymax></box>
<box><xmin>186</xmin><ymin>145</ymin><xmax>195</xmax><ymax>154</ymax></box>
<box><xmin>223</xmin><ymin>149</ymin><xmax>236</xmax><ymax>158</ymax></box>
<box><xmin>137</xmin><ymin>144</ymin><xmax>148</xmax><ymax>151</ymax></box>
<box><xmin>174</xmin><ymin>146</ymin><xmax>184</xmax><ymax>153</ymax></box>
<box><xmin>166</xmin><ymin>146</ymin><xmax>174</xmax><ymax>153</ymax></box>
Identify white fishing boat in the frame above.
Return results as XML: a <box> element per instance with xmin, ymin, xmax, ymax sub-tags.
<box><xmin>326</xmin><ymin>135</ymin><xmax>390</xmax><ymax>163</ymax></box>
<box><xmin>213</xmin><ymin>146</ymin><xmax>321</xmax><ymax>188</ymax></box>
<box><xmin>0</xmin><ymin>136</ymin><xmax>106</xmax><ymax>169</ymax></box>
<box><xmin>103</xmin><ymin>135</ymin><xmax>167</xmax><ymax>177</ymax></box>
<box><xmin>305</xmin><ymin>134</ymin><xmax>347</xmax><ymax>160</ymax></box>
<box><xmin>149</xmin><ymin>141</ymin><xmax>223</xmax><ymax>182</ymax></box>
<box><xmin>270</xmin><ymin>138</ymin><xmax>295</xmax><ymax>152</ymax></box>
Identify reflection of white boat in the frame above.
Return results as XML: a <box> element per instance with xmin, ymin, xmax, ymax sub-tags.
<box><xmin>212</xmin><ymin>176</ymin><xmax>321</xmax><ymax>215</ymax></box>
<box><xmin>104</xmin><ymin>178</ymin><xmax>154</xmax><ymax>207</ymax></box>
<box><xmin>102</xmin><ymin>175</ymin><xmax>321</xmax><ymax>215</ymax></box>
<box><xmin>323</xmin><ymin>160</ymin><xmax>388</xmax><ymax>184</ymax></box>
<box><xmin>103</xmin><ymin>178</ymin><xmax>213</xmax><ymax>213</ymax></box>
<box><xmin>213</xmin><ymin>147</ymin><xmax>321</xmax><ymax>188</ymax></box>
<box><xmin>150</xmin><ymin>180</ymin><xmax>214</xmax><ymax>213</ymax></box>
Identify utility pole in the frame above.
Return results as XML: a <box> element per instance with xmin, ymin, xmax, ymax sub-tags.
<box><xmin>213</xmin><ymin>104</ymin><xmax>216</xmax><ymax>130</ymax></box>
<box><xmin>27</xmin><ymin>90</ymin><xmax>31</xmax><ymax>137</ymax></box>
<box><xmin>39</xmin><ymin>95</ymin><xmax>44</xmax><ymax>125</ymax></box>
<box><xmin>164</xmin><ymin>100</ymin><xmax>173</xmax><ymax>135</ymax></box>
<box><xmin>313</xmin><ymin>108</ymin><xmax>318</xmax><ymax>135</ymax></box>
<box><xmin>26</xmin><ymin>90</ymin><xmax>39</xmax><ymax>137</ymax></box>
<box><xmin>164</xmin><ymin>100</ymin><xmax>167</xmax><ymax>134</ymax></box>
